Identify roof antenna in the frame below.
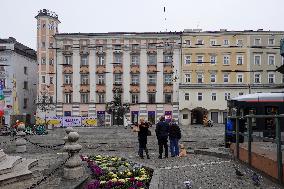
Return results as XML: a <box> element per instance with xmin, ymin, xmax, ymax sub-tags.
<box><xmin>163</xmin><ymin>1</ymin><xmax>167</xmax><ymax>32</ymax></box>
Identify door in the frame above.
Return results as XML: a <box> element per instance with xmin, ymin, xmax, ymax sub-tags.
<box><xmin>211</xmin><ymin>112</ymin><xmax>218</xmax><ymax>123</ymax></box>
<box><xmin>97</xmin><ymin>111</ymin><xmax>105</xmax><ymax>127</ymax></box>
<box><xmin>148</xmin><ymin>111</ymin><xmax>155</xmax><ymax>124</ymax></box>
<box><xmin>131</xmin><ymin>111</ymin><xmax>139</xmax><ymax>124</ymax></box>
<box><xmin>223</xmin><ymin>112</ymin><xmax>227</xmax><ymax>124</ymax></box>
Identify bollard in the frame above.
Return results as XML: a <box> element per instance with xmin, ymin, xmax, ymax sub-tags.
<box><xmin>63</xmin><ymin>131</ymin><xmax>84</xmax><ymax>179</ymax></box>
<box><xmin>63</xmin><ymin>127</ymin><xmax>74</xmax><ymax>146</ymax></box>
<box><xmin>15</xmin><ymin>123</ymin><xmax>27</xmax><ymax>153</ymax></box>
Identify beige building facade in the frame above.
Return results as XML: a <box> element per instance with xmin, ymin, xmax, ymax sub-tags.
<box><xmin>179</xmin><ymin>29</ymin><xmax>284</xmax><ymax>126</ymax></box>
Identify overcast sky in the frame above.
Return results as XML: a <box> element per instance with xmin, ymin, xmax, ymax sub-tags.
<box><xmin>1</xmin><ymin>0</ymin><xmax>283</xmax><ymax>49</ymax></box>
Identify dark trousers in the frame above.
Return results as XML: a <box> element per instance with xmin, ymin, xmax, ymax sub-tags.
<box><xmin>138</xmin><ymin>138</ymin><xmax>148</xmax><ymax>157</ymax></box>
<box><xmin>170</xmin><ymin>138</ymin><xmax>179</xmax><ymax>157</ymax></box>
<box><xmin>158</xmin><ymin>138</ymin><xmax>168</xmax><ymax>157</ymax></box>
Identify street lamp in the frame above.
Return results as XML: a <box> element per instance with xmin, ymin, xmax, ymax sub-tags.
<box><xmin>106</xmin><ymin>88</ymin><xmax>130</xmax><ymax>126</ymax></box>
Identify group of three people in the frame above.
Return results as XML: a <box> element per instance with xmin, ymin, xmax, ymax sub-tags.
<box><xmin>135</xmin><ymin>116</ymin><xmax>181</xmax><ymax>159</ymax></box>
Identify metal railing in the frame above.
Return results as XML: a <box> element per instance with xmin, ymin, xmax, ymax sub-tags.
<box><xmin>227</xmin><ymin>114</ymin><xmax>284</xmax><ymax>184</ymax></box>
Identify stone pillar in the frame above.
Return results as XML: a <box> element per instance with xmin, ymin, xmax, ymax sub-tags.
<box><xmin>63</xmin><ymin>131</ymin><xmax>84</xmax><ymax>179</ymax></box>
<box><xmin>15</xmin><ymin>124</ymin><xmax>27</xmax><ymax>153</ymax></box>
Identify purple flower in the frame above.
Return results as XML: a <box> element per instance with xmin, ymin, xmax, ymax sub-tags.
<box><xmin>129</xmin><ymin>177</ymin><xmax>135</xmax><ymax>182</ymax></box>
<box><xmin>85</xmin><ymin>180</ymin><xmax>100</xmax><ymax>189</ymax></box>
<box><xmin>136</xmin><ymin>181</ymin><xmax>143</xmax><ymax>187</ymax></box>
<box><xmin>128</xmin><ymin>187</ymin><xmax>135</xmax><ymax>189</ymax></box>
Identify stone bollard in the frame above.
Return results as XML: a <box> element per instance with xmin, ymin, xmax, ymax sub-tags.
<box><xmin>15</xmin><ymin>123</ymin><xmax>27</xmax><ymax>153</ymax></box>
<box><xmin>63</xmin><ymin>131</ymin><xmax>84</xmax><ymax>179</ymax></box>
<box><xmin>63</xmin><ymin>127</ymin><xmax>74</xmax><ymax>147</ymax></box>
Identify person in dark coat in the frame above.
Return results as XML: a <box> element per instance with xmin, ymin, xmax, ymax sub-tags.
<box><xmin>155</xmin><ymin>116</ymin><xmax>169</xmax><ymax>159</ymax></box>
<box><xmin>169</xmin><ymin>119</ymin><xmax>181</xmax><ymax>157</ymax></box>
<box><xmin>138</xmin><ymin>117</ymin><xmax>150</xmax><ymax>159</ymax></box>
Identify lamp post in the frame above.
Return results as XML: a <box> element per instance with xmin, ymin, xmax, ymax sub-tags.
<box><xmin>106</xmin><ymin>88</ymin><xmax>130</xmax><ymax>126</ymax></box>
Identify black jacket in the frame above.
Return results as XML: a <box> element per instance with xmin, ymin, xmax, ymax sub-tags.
<box><xmin>155</xmin><ymin>121</ymin><xmax>169</xmax><ymax>140</ymax></box>
<box><xmin>169</xmin><ymin>123</ymin><xmax>181</xmax><ymax>140</ymax></box>
<box><xmin>138</xmin><ymin>122</ymin><xmax>149</xmax><ymax>139</ymax></box>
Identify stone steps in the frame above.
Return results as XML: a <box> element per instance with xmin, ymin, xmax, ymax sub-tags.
<box><xmin>0</xmin><ymin>158</ymin><xmax>38</xmax><ymax>187</ymax></box>
<box><xmin>0</xmin><ymin>155</ymin><xmax>22</xmax><ymax>175</ymax></box>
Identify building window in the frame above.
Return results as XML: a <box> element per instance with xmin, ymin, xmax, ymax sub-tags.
<box><xmin>164</xmin><ymin>55</ymin><xmax>173</xmax><ymax>64</ymax></box>
<box><xmin>223</xmin><ymin>73</ymin><xmax>229</xmax><ymax>83</ymax></box>
<box><xmin>185</xmin><ymin>40</ymin><xmax>191</xmax><ymax>46</ymax></box>
<box><xmin>268</xmin><ymin>38</ymin><xmax>275</xmax><ymax>45</ymax></box>
<box><xmin>225</xmin><ymin>93</ymin><xmax>231</xmax><ymax>100</ymax></box>
<box><xmin>131</xmin><ymin>55</ymin><xmax>139</xmax><ymax>65</ymax></box>
<box><xmin>184</xmin><ymin>56</ymin><xmax>191</xmax><ymax>64</ymax></box>
<box><xmin>81</xmin><ymin>55</ymin><xmax>88</xmax><ymax>66</ymax></box>
<box><xmin>114</xmin><ymin>54</ymin><xmax>122</xmax><ymax>64</ymax></box>
<box><xmin>148</xmin><ymin>93</ymin><xmax>156</xmax><ymax>103</ymax></box>
<box><xmin>237</xmin><ymin>74</ymin><xmax>243</xmax><ymax>83</ymax></box>
<box><xmin>223</xmin><ymin>55</ymin><xmax>230</xmax><ymax>65</ymax></box>
<box><xmin>197</xmin><ymin>73</ymin><xmax>204</xmax><ymax>83</ymax></box>
<box><xmin>210</xmin><ymin>73</ymin><xmax>216</xmax><ymax>83</ymax></box>
<box><xmin>97</xmin><ymin>74</ymin><xmax>105</xmax><ymax>85</ymax></box>
<box><xmin>132</xmin><ymin>44</ymin><xmax>139</xmax><ymax>50</ymax></box>
<box><xmin>42</xmin><ymin>76</ymin><xmax>46</xmax><ymax>84</ymax></box>
<box><xmin>185</xmin><ymin>73</ymin><xmax>191</xmax><ymax>83</ymax></box>
<box><xmin>97</xmin><ymin>93</ymin><xmax>105</xmax><ymax>103</ymax></box>
<box><xmin>164</xmin><ymin>74</ymin><xmax>172</xmax><ymax>85</ymax></box>
<box><xmin>268</xmin><ymin>72</ymin><xmax>275</xmax><ymax>84</ymax></box>
<box><xmin>254</xmin><ymin>55</ymin><xmax>261</xmax><ymax>65</ymax></box>
<box><xmin>198</xmin><ymin>92</ymin><xmax>202</xmax><ymax>101</ymax></box>
<box><xmin>131</xmin><ymin>93</ymin><xmax>139</xmax><ymax>104</ymax></box>
<box><xmin>268</xmin><ymin>55</ymin><xmax>275</xmax><ymax>65</ymax></box>
<box><xmin>211</xmin><ymin>93</ymin><xmax>216</xmax><ymax>101</ymax></box>
<box><xmin>50</xmin><ymin>77</ymin><xmax>53</xmax><ymax>84</ymax></box>
<box><xmin>49</xmin><ymin>58</ymin><xmax>54</xmax><ymax>65</ymax></box>
<box><xmin>64</xmin><ymin>93</ymin><xmax>72</xmax><ymax>103</ymax></box>
<box><xmin>236</xmin><ymin>55</ymin><xmax>243</xmax><ymax>65</ymax></box>
<box><xmin>185</xmin><ymin>93</ymin><xmax>189</xmax><ymax>101</ymax></box>
<box><xmin>24</xmin><ymin>67</ymin><xmax>27</xmax><ymax>75</ymax></box>
<box><xmin>23</xmin><ymin>98</ymin><xmax>28</xmax><ymax>109</ymax></box>
<box><xmin>131</xmin><ymin>74</ymin><xmax>139</xmax><ymax>85</ymax></box>
<box><xmin>81</xmin><ymin>93</ymin><xmax>89</xmax><ymax>103</ymax></box>
<box><xmin>197</xmin><ymin>56</ymin><xmax>204</xmax><ymax>65</ymax></box>
<box><xmin>239</xmin><ymin>92</ymin><xmax>244</xmax><ymax>96</ymax></box>
<box><xmin>98</xmin><ymin>55</ymin><xmax>105</xmax><ymax>65</ymax></box>
<box><xmin>64</xmin><ymin>74</ymin><xmax>72</xmax><ymax>84</ymax></box>
<box><xmin>210</xmin><ymin>55</ymin><xmax>216</xmax><ymax>65</ymax></box>
<box><xmin>81</xmin><ymin>75</ymin><xmax>89</xmax><ymax>85</ymax></box>
<box><xmin>197</xmin><ymin>39</ymin><xmax>203</xmax><ymax>45</ymax></box>
<box><xmin>254</xmin><ymin>73</ymin><xmax>261</xmax><ymax>83</ymax></box>
<box><xmin>164</xmin><ymin>93</ymin><xmax>172</xmax><ymax>103</ymax></box>
<box><xmin>223</xmin><ymin>39</ymin><xmax>229</xmax><ymax>45</ymax></box>
<box><xmin>23</xmin><ymin>81</ymin><xmax>28</xmax><ymax>89</ymax></box>
<box><xmin>183</xmin><ymin>114</ymin><xmax>188</xmax><ymax>119</ymax></box>
<box><xmin>49</xmin><ymin>42</ymin><xmax>53</xmax><ymax>48</ymax></box>
<box><xmin>148</xmin><ymin>74</ymin><xmax>157</xmax><ymax>85</ymax></box>
<box><xmin>41</xmin><ymin>58</ymin><xmax>46</xmax><ymax>64</ymax></box>
<box><xmin>254</xmin><ymin>38</ymin><xmax>261</xmax><ymax>46</ymax></box>
<box><xmin>148</xmin><ymin>43</ymin><xmax>156</xmax><ymax>49</ymax></box>
<box><xmin>41</xmin><ymin>42</ymin><xmax>46</xmax><ymax>48</ymax></box>
<box><xmin>210</xmin><ymin>39</ymin><xmax>217</xmax><ymax>46</ymax></box>
<box><xmin>148</xmin><ymin>54</ymin><xmax>157</xmax><ymax>65</ymax></box>
<box><xmin>64</xmin><ymin>56</ymin><xmax>72</xmax><ymax>65</ymax></box>
<box><xmin>114</xmin><ymin>45</ymin><xmax>121</xmax><ymax>50</ymax></box>
<box><xmin>114</xmin><ymin>74</ymin><xmax>122</xmax><ymax>85</ymax></box>
<box><xmin>237</xmin><ymin>39</ymin><xmax>243</xmax><ymax>46</ymax></box>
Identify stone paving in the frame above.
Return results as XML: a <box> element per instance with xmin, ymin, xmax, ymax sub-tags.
<box><xmin>0</xmin><ymin>124</ymin><xmax>283</xmax><ymax>189</ymax></box>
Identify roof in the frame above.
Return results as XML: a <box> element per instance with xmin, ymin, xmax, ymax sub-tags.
<box><xmin>231</xmin><ymin>93</ymin><xmax>284</xmax><ymax>102</ymax></box>
<box><xmin>0</xmin><ymin>37</ymin><xmax>37</xmax><ymax>60</ymax></box>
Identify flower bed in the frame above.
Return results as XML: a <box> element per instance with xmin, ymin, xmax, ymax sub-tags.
<box><xmin>81</xmin><ymin>155</ymin><xmax>153</xmax><ymax>189</ymax></box>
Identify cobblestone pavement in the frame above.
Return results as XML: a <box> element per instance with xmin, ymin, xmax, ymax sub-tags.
<box><xmin>0</xmin><ymin>124</ymin><xmax>283</xmax><ymax>189</ymax></box>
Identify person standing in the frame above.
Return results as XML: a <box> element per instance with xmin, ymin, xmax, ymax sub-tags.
<box><xmin>137</xmin><ymin>117</ymin><xmax>150</xmax><ymax>159</ymax></box>
<box><xmin>124</xmin><ymin>117</ymin><xmax>131</xmax><ymax>129</ymax></box>
<box><xmin>155</xmin><ymin>116</ymin><xmax>169</xmax><ymax>159</ymax></box>
<box><xmin>169</xmin><ymin>119</ymin><xmax>181</xmax><ymax>157</ymax></box>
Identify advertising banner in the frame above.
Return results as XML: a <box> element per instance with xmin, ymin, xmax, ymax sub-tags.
<box><xmin>63</xmin><ymin>117</ymin><xmax>82</xmax><ymax>127</ymax></box>
<box><xmin>82</xmin><ymin>117</ymin><xmax>97</xmax><ymax>127</ymax></box>
<box><xmin>46</xmin><ymin>116</ymin><xmax>63</xmax><ymax>127</ymax></box>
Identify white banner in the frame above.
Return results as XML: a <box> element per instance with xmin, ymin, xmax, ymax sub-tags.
<box><xmin>63</xmin><ymin>117</ymin><xmax>82</xmax><ymax>127</ymax></box>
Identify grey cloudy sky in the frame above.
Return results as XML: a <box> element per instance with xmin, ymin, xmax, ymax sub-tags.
<box><xmin>1</xmin><ymin>0</ymin><xmax>283</xmax><ymax>49</ymax></box>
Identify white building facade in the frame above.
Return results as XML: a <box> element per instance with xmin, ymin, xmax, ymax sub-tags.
<box><xmin>0</xmin><ymin>38</ymin><xmax>37</xmax><ymax>125</ymax></box>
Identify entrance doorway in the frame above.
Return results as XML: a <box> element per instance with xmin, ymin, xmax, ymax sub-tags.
<box><xmin>148</xmin><ymin>111</ymin><xmax>155</xmax><ymax>124</ymax></box>
<box><xmin>131</xmin><ymin>111</ymin><xmax>139</xmax><ymax>124</ymax></box>
<box><xmin>223</xmin><ymin>112</ymin><xmax>227</xmax><ymax>124</ymax></box>
<box><xmin>211</xmin><ymin>112</ymin><xmax>218</xmax><ymax>123</ymax></box>
<box><xmin>191</xmin><ymin>107</ymin><xmax>208</xmax><ymax>124</ymax></box>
